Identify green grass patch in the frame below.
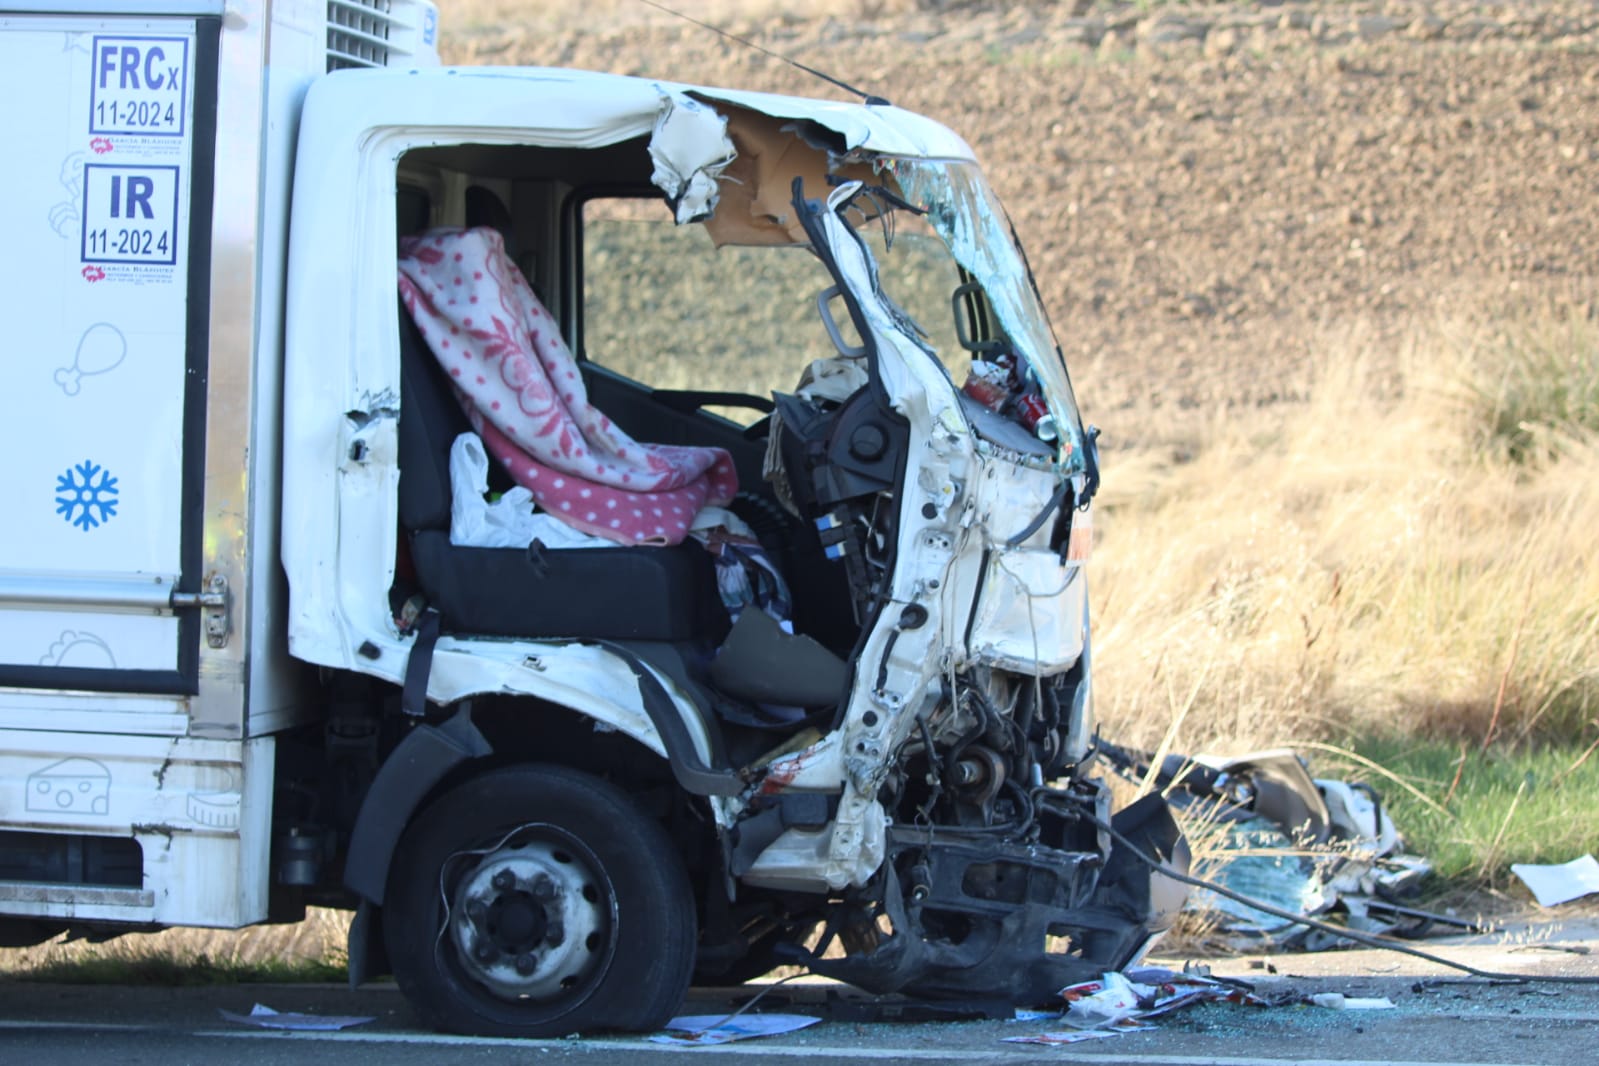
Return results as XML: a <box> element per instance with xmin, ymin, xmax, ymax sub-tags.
<box><xmin>1459</xmin><ymin>306</ymin><xmax>1599</xmax><ymax>464</ymax></box>
<box><xmin>1339</xmin><ymin>737</ymin><xmax>1599</xmax><ymax>889</ymax></box>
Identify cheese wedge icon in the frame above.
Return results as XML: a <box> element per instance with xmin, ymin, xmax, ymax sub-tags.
<box><xmin>26</xmin><ymin>757</ymin><xmax>111</xmax><ymax>816</ymax></box>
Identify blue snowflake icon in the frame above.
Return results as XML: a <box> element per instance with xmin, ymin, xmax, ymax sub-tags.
<box><xmin>55</xmin><ymin>460</ymin><xmax>119</xmax><ymax>530</ymax></box>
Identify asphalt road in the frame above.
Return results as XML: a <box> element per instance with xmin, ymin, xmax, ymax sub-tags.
<box><xmin>4</xmin><ymin>923</ymin><xmax>1599</xmax><ymax>1066</ymax></box>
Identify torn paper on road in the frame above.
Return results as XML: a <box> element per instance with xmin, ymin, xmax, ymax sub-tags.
<box><xmin>650</xmin><ymin>1013</ymin><xmax>820</xmax><ymax>1046</ymax></box>
<box><xmin>649</xmin><ymin>90</ymin><xmax>736</xmax><ymax>224</ymax></box>
<box><xmin>1512</xmin><ymin>854</ymin><xmax>1599</xmax><ymax>907</ymax></box>
<box><xmin>1004</xmin><ymin>1029</ymin><xmax>1122</xmax><ymax>1045</ymax></box>
<box><xmin>218</xmin><ymin>1003</ymin><xmax>374</xmax><ymax>1031</ymax></box>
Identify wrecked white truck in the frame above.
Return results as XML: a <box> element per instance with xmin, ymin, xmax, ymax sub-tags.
<box><xmin>1</xmin><ymin>0</ymin><xmax>1187</xmax><ymax>1037</ymax></box>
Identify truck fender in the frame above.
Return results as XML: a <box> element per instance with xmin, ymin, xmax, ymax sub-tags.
<box><xmin>343</xmin><ymin>704</ymin><xmax>492</xmax><ymax>905</ymax></box>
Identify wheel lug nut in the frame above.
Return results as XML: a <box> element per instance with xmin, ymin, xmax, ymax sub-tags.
<box><xmin>545</xmin><ymin>919</ymin><xmax>565</xmax><ymax>947</ymax></box>
<box><xmin>515</xmin><ymin>953</ymin><xmax>537</xmax><ymax>976</ymax></box>
<box><xmin>491</xmin><ymin>869</ymin><xmax>516</xmax><ymax>891</ymax></box>
<box><xmin>531</xmin><ymin>874</ymin><xmax>556</xmax><ymax>901</ymax></box>
<box><xmin>472</xmin><ymin>938</ymin><xmax>497</xmax><ymax>962</ymax></box>
<box><xmin>466</xmin><ymin>900</ymin><xmax>488</xmax><ymax>925</ymax></box>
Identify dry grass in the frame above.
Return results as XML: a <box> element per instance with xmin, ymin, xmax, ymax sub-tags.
<box><xmin>0</xmin><ymin>908</ymin><xmax>349</xmax><ymax>983</ymax></box>
<box><xmin>1089</xmin><ymin>300</ymin><xmax>1599</xmax><ymax>756</ymax></box>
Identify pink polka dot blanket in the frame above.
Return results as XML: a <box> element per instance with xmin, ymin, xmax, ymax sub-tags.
<box><xmin>398</xmin><ymin>227</ymin><xmax>738</xmax><ymax>546</ymax></box>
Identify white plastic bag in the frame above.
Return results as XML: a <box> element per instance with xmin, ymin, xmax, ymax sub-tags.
<box><xmin>448</xmin><ymin>433</ymin><xmax>616</xmax><ymax>550</ymax></box>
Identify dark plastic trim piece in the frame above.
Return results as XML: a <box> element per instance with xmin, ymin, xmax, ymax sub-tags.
<box><xmin>342</xmin><ymin>706</ymin><xmax>492</xmax><ymax>904</ymax></box>
<box><xmin>592</xmin><ymin>641</ymin><xmax>749</xmax><ymax>797</ymax></box>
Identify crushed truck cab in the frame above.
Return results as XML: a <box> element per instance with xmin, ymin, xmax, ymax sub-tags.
<box><xmin>2</xmin><ymin>0</ymin><xmax>1186</xmax><ymax>1037</ymax></box>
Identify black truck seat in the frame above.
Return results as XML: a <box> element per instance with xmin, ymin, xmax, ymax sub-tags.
<box><xmin>396</xmin><ymin>301</ymin><xmax>729</xmax><ymax>643</ymax></box>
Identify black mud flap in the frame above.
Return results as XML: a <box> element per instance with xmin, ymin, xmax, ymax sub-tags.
<box><xmin>346</xmin><ymin>899</ymin><xmax>388</xmax><ymax>988</ymax></box>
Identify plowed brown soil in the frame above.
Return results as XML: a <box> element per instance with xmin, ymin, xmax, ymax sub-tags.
<box><xmin>445</xmin><ymin>0</ymin><xmax>1599</xmax><ymax>426</ymax></box>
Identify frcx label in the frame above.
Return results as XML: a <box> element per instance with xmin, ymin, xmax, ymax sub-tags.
<box><xmin>89</xmin><ymin>35</ymin><xmax>189</xmax><ymax>137</ymax></box>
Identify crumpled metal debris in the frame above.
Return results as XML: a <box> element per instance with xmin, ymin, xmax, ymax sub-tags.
<box><xmin>648</xmin><ymin>90</ymin><xmax>736</xmax><ymax>224</ymax></box>
<box><xmin>1099</xmin><ymin>744</ymin><xmax>1459</xmax><ymax>950</ymax></box>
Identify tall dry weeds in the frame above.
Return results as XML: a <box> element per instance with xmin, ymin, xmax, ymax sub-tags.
<box><xmin>1090</xmin><ymin>305</ymin><xmax>1599</xmax><ymax>755</ymax></box>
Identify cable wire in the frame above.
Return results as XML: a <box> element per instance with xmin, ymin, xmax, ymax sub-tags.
<box><xmin>1090</xmin><ymin>815</ymin><xmax>1599</xmax><ymax>987</ymax></box>
<box><xmin>635</xmin><ymin>0</ymin><xmax>885</xmax><ymax>104</ymax></box>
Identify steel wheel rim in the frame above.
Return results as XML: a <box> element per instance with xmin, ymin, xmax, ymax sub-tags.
<box><xmin>439</xmin><ymin>823</ymin><xmax>617</xmax><ymax>1004</ymax></box>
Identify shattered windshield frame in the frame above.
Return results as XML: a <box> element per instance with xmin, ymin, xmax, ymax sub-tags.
<box><xmin>883</xmin><ymin>158</ymin><xmax>1088</xmax><ymax>476</ymax></box>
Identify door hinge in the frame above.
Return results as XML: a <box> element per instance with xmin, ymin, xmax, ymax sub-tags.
<box><xmin>170</xmin><ymin>573</ymin><xmax>231</xmax><ymax>649</ymax></box>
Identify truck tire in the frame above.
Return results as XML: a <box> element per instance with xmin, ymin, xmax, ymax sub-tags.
<box><xmin>384</xmin><ymin>764</ymin><xmax>695</xmax><ymax>1037</ymax></box>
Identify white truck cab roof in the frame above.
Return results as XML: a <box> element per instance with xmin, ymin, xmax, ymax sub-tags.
<box><xmin>300</xmin><ymin>65</ymin><xmax>978</xmax><ymax>164</ymax></box>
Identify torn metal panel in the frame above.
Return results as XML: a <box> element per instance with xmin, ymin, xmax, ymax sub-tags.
<box><xmin>699</xmin><ymin>104</ymin><xmax>885</xmax><ymax>247</ymax></box>
<box><xmin>960</xmin><ymin>454</ymin><xmax>1089</xmax><ymax>674</ymax></box>
<box><xmin>742</xmin><ymin>813</ymin><xmax>887</xmax><ymax>893</ymax></box>
<box><xmin>648</xmin><ymin>90</ymin><xmax>736</xmax><ymax>224</ymax></box>
<box><xmin>687</xmin><ymin>83</ymin><xmax>975</xmax><ymax>161</ymax></box>
<box><xmin>967</xmin><ymin>548</ymin><xmax>1087</xmax><ymax>674</ymax></box>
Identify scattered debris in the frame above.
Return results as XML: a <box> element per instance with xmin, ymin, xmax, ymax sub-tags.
<box><xmin>1061</xmin><ymin>968</ymin><xmax>1266</xmax><ymax>1031</ymax></box>
<box><xmin>1003</xmin><ymin>966</ymin><xmax>1405</xmax><ymax>1045</ymax></box>
<box><xmin>650</xmin><ymin>1013</ymin><xmax>820</xmax><ymax>1046</ymax></box>
<box><xmin>1308</xmin><ymin>993</ymin><xmax>1396</xmax><ymax>1010</ymax></box>
<box><xmin>1002</xmin><ymin>966</ymin><xmax>1297</xmax><ymax>1044</ymax></box>
<box><xmin>1100</xmin><ymin>744</ymin><xmax>1456</xmax><ymax>949</ymax></box>
<box><xmin>1004</xmin><ymin>1029</ymin><xmax>1123</xmax><ymax>1045</ymax></box>
<box><xmin>218</xmin><ymin>1003</ymin><xmax>374</xmax><ymax>1031</ymax></box>
<box><xmin>1511</xmin><ymin>855</ymin><xmax>1599</xmax><ymax>907</ymax></box>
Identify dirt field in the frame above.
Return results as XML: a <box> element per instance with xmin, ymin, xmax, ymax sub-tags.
<box><xmin>444</xmin><ymin>0</ymin><xmax>1599</xmax><ymax>426</ymax></box>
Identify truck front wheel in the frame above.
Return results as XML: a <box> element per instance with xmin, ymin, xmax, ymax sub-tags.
<box><xmin>384</xmin><ymin>764</ymin><xmax>695</xmax><ymax>1037</ymax></box>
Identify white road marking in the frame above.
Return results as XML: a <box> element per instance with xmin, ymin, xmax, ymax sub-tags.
<box><xmin>3</xmin><ymin>1019</ymin><xmax>1536</xmax><ymax>1066</ymax></box>
<box><xmin>0</xmin><ymin>1016</ymin><xmax>1572</xmax><ymax>1066</ymax></box>
<box><xmin>192</xmin><ymin>1029</ymin><xmax>1553</xmax><ymax>1066</ymax></box>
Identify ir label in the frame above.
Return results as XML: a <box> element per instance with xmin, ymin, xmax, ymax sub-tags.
<box><xmin>89</xmin><ymin>35</ymin><xmax>189</xmax><ymax>137</ymax></box>
<box><xmin>81</xmin><ymin>164</ymin><xmax>181</xmax><ymax>266</ymax></box>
